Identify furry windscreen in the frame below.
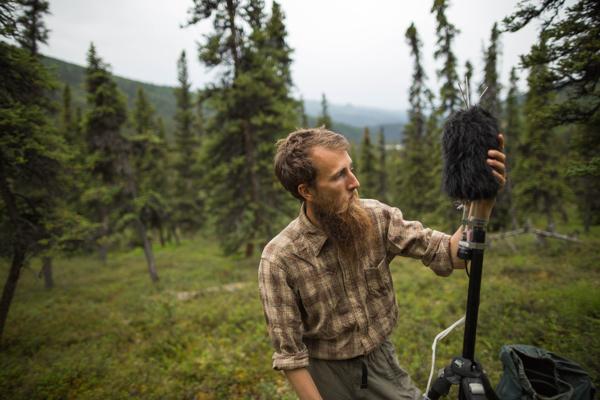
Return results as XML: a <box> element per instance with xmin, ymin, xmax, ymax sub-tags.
<box><xmin>442</xmin><ymin>106</ymin><xmax>500</xmax><ymax>201</ymax></box>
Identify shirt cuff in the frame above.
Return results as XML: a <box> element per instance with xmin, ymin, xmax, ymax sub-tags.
<box><xmin>421</xmin><ymin>231</ymin><xmax>453</xmax><ymax>276</ymax></box>
<box><xmin>272</xmin><ymin>348</ymin><xmax>310</xmax><ymax>370</ymax></box>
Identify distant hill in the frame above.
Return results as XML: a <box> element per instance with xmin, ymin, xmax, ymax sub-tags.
<box><xmin>304</xmin><ymin>99</ymin><xmax>406</xmax><ymax>127</ymax></box>
<box><xmin>305</xmin><ymin>117</ymin><xmax>404</xmax><ymax>144</ymax></box>
<box><xmin>304</xmin><ymin>99</ymin><xmax>406</xmax><ymax>143</ymax></box>
<box><xmin>42</xmin><ymin>55</ymin><xmax>405</xmax><ymax>144</ymax></box>
<box><xmin>42</xmin><ymin>56</ymin><xmax>178</xmax><ymax>134</ymax></box>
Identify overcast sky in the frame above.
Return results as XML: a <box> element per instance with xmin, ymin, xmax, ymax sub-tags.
<box><xmin>42</xmin><ymin>0</ymin><xmax>539</xmax><ymax>111</ymax></box>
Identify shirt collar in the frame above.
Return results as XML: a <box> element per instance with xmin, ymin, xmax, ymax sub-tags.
<box><xmin>297</xmin><ymin>202</ymin><xmax>329</xmax><ymax>256</ymax></box>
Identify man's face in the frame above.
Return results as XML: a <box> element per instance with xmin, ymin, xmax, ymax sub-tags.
<box><xmin>308</xmin><ymin>146</ymin><xmax>360</xmax><ymax>213</ymax></box>
<box><xmin>306</xmin><ymin>146</ymin><xmax>374</xmax><ymax>259</ymax></box>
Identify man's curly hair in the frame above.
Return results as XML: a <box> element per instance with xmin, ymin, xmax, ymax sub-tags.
<box><xmin>274</xmin><ymin>127</ymin><xmax>349</xmax><ymax>200</ymax></box>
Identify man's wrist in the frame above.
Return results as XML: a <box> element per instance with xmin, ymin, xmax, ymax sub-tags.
<box><xmin>284</xmin><ymin>368</ymin><xmax>323</xmax><ymax>400</ymax></box>
<box><xmin>470</xmin><ymin>199</ymin><xmax>495</xmax><ymax>221</ymax></box>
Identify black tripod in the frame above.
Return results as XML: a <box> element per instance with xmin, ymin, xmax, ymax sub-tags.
<box><xmin>425</xmin><ymin>216</ymin><xmax>498</xmax><ymax>400</ymax></box>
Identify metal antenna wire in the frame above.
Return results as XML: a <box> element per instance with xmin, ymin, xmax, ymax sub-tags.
<box><xmin>466</xmin><ymin>75</ymin><xmax>472</xmax><ymax>108</ymax></box>
<box><xmin>479</xmin><ymin>86</ymin><xmax>489</xmax><ymax>102</ymax></box>
<box><xmin>457</xmin><ymin>80</ymin><xmax>469</xmax><ymax>109</ymax></box>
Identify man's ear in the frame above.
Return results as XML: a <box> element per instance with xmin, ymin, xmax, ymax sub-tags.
<box><xmin>298</xmin><ymin>183</ymin><xmax>314</xmax><ymax>202</ymax></box>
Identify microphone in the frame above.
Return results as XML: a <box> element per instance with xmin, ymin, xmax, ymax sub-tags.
<box><xmin>442</xmin><ymin>106</ymin><xmax>500</xmax><ymax>201</ymax></box>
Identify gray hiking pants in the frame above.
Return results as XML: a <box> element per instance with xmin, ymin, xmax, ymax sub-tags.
<box><xmin>307</xmin><ymin>339</ymin><xmax>422</xmax><ymax>400</ymax></box>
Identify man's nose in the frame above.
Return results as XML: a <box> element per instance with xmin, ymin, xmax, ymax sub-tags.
<box><xmin>347</xmin><ymin>170</ymin><xmax>360</xmax><ymax>190</ymax></box>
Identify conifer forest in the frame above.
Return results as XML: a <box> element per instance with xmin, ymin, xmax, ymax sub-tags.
<box><xmin>0</xmin><ymin>0</ymin><xmax>599</xmax><ymax>398</ymax></box>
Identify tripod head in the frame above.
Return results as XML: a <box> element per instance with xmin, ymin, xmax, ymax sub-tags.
<box><xmin>425</xmin><ymin>357</ymin><xmax>497</xmax><ymax>400</ymax></box>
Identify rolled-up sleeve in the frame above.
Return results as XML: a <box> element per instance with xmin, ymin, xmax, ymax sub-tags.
<box><xmin>384</xmin><ymin>204</ymin><xmax>454</xmax><ymax>276</ymax></box>
<box><xmin>258</xmin><ymin>258</ymin><xmax>309</xmax><ymax>370</ymax></box>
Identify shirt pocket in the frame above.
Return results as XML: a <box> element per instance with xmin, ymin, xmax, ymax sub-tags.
<box><xmin>364</xmin><ymin>258</ymin><xmax>392</xmax><ymax>297</ymax></box>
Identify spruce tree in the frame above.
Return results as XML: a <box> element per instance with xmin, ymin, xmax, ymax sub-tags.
<box><xmin>480</xmin><ymin>22</ymin><xmax>502</xmax><ymax>119</ymax></box>
<box><xmin>265</xmin><ymin>1</ymin><xmax>292</xmax><ymax>85</ymax></box>
<box><xmin>496</xmin><ymin>67</ymin><xmax>522</xmax><ymax>229</ymax></box>
<box><xmin>172</xmin><ymin>50</ymin><xmax>202</xmax><ymax>234</ymax></box>
<box><xmin>429</xmin><ymin>0</ymin><xmax>463</xmax><ymax>228</ymax></box>
<box><xmin>376</xmin><ymin>128</ymin><xmax>388</xmax><ymax>202</ymax></box>
<box><xmin>512</xmin><ymin>37</ymin><xmax>570</xmax><ymax>229</ymax></box>
<box><xmin>504</xmin><ymin>0</ymin><xmax>600</xmax><ymax>123</ymax></box>
<box><xmin>14</xmin><ymin>0</ymin><xmax>56</xmax><ymax>288</ymax></box>
<box><xmin>504</xmin><ymin>69</ymin><xmax>522</xmax><ymax>161</ymax></box>
<box><xmin>567</xmin><ymin>114</ymin><xmax>600</xmax><ymax>232</ymax></box>
<box><xmin>480</xmin><ymin>22</ymin><xmax>508</xmax><ymax>229</ymax></box>
<box><xmin>61</xmin><ymin>84</ymin><xmax>75</xmax><ymax>139</ymax></box>
<box><xmin>397</xmin><ymin>23</ymin><xmax>429</xmax><ymax>215</ymax></box>
<box><xmin>298</xmin><ymin>96</ymin><xmax>308</xmax><ymax>127</ymax></box>
<box><xmin>359</xmin><ymin>127</ymin><xmax>377</xmax><ymax>199</ymax></box>
<box><xmin>0</xmin><ymin>5</ymin><xmax>75</xmax><ymax>337</ymax></box>
<box><xmin>123</xmin><ymin>86</ymin><xmax>169</xmax><ymax>282</ymax></box>
<box><xmin>0</xmin><ymin>1</ymin><xmax>18</xmax><ymax>37</ymax></box>
<box><xmin>15</xmin><ymin>0</ymin><xmax>48</xmax><ymax>56</ymax></box>
<box><xmin>58</xmin><ymin>83</ymin><xmax>92</xmax><ymax>249</ymax></box>
<box><xmin>82</xmin><ymin>43</ymin><xmax>128</xmax><ymax>263</ymax></box>
<box><xmin>504</xmin><ymin>0</ymin><xmax>600</xmax><ymax>124</ymax></box>
<box><xmin>46</xmin><ymin>82</ymin><xmax>91</xmax><ymax>287</ymax></box>
<box><xmin>154</xmin><ymin>115</ymin><xmax>175</xmax><ymax>245</ymax></box>
<box><xmin>316</xmin><ymin>93</ymin><xmax>333</xmax><ymax>128</ymax></box>
<box><xmin>349</xmin><ymin>141</ymin><xmax>359</xmax><ymax>177</ymax></box>
<box><xmin>256</xmin><ymin>0</ymin><xmax>299</xmax><ymax>220</ymax></box>
<box><xmin>131</xmin><ymin>88</ymin><xmax>169</xmax><ymax>231</ymax></box>
<box><xmin>421</xmin><ymin>89</ymin><xmax>449</xmax><ymax>228</ymax></box>
<box><xmin>431</xmin><ymin>0</ymin><xmax>461</xmax><ymax>115</ymax></box>
<box><xmin>37</xmin><ymin>83</ymin><xmax>77</xmax><ymax>289</ymax></box>
<box><xmin>187</xmin><ymin>0</ymin><xmax>297</xmax><ymax>255</ymax></box>
<box><xmin>505</xmin><ymin>0</ymin><xmax>600</xmax><ymax>231</ymax></box>
<box><xmin>464</xmin><ymin>60</ymin><xmax>474</xmax><ymax>98</ymax></box>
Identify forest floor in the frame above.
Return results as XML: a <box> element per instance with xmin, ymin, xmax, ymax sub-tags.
<box><xmin>1</xmin><ymin>230</ymin><xmax>598</xmax><ymax>399</ymax></box>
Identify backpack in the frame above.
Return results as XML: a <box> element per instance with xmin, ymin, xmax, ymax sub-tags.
<box><xmin>495</xmin><ymin>344</ymin><xmax>596</xmax><ymax>400</ymax></box>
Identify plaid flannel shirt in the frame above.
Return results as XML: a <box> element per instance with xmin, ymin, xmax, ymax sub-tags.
<box><xmin>258</xmin><ymin>199</ymin><xmax>454</xmax><ymax>370</ymax></box>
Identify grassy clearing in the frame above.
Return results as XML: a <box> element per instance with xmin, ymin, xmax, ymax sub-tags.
<box><xmin>1</xmin><ymin>232</ymin><xmax>598</xmax><ymax>399</ymax></box>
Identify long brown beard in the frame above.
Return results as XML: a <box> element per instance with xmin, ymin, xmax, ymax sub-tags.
<box><xmin>313</xmin><ymin>190</ymin><xmax>375</xmax><ymax>260</ymax></box>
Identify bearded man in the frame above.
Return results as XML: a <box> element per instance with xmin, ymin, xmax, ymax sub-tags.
<box><xmin>259</xmin><ymin>128</ymin><xmax>506</xmax><ymax>400</ymax></box>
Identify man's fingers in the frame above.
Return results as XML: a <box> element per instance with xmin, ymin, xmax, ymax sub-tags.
<box><xmin>487</xmin><ymin>158</ymin><xmax>506</xmax><ymax>174</ymax></box>
<box><xmin>487</xmin><ymin>149</ymin><xmax>506</xmax><ymax>162</ymax></box>
<box><xmin>492</xmin><ymin>170</ymin><xmax>506</xmax><ymax>186</ymax></box>
<box><xmin>490</xmin><ymin>134</ymin><xmax>507</xmax><ymax>189</ymax></box>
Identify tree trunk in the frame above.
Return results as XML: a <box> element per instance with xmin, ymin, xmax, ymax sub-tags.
<box><xmin>170</xmin><ymin>226</ymin><xmax>180</xmax><ymax>246</ymax></box>
<box><xmin>0</xmin><ymin>161</ymin><xmax>27</xmax><ymax>341</ymax></box>
<box><xmin>98</xmin><ymin>244</ymin><xmax>107</xmax><ymax>265</ymax></box>
<box><xmin>225</xmin><ymin>0</ymin><xmax>241</xmax><ymax>77</ymax></box>
<box><xmin>242</xmin><ymin>121</ymin><xmax>263</xmax><ymax>256</ymax></box>
<box><xmin>504</xmin><ymin>164</ymin><xmax>519</xmax><ymax>230</ymax></box>
<box><xmin>135</xmin><ymin>219</ymin><xmax>159</xmax><ymax>283</ymax></box>
<box><xmin>0</xmin><ymin>246</ymin><xmax>26</xmax><ymax>341</ymax></box>
<box><xmin>40</xmin><ymin>256</ymin><xmax>54</xmax><ymax>289</ymax></box>
<box><xmin>245</xmin><ymin>242</ymin><xmax>254</xmax><ymax>257</ymax></box>
<box><xmin>157</xmin><ymin>225</ymin><xmax>165</xmax><ymax>247</ymax></box>
<box><xmin>545</xmin><ymin>205</ymin><xmax>555</xmax><ymax>232</ymax></box>
<box><xmin>583</xmin><ymin>201</ymin><xmax>591</xmax><ymax>233</ymax></box>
